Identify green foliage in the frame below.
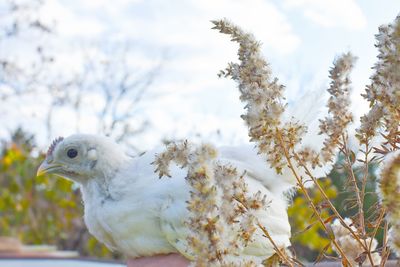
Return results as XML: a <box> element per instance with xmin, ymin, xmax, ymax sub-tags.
<box><xmin>289</xmin><ymin>161</ymin><xmax>382</xmax><ymax>262</ymax></box>
<box><xmin>330</xmin><ymin>157</ymin><xmax>380</xmax><ymax>219</ymax></box>
<box><xmin>0</xmin><ymin>129</ymin><xmax>116</xmax><ymax>258</ymax></box>
<box><xmin>329</xmin><ymin>158</ymin><xmax>383</xmax><ymax>243</ymax></box>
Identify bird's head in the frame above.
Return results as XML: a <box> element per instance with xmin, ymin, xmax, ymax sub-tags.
<box><xmin>37</xmin><ymin>134</ymin><xmax>128</xmax><ymax>184</ymax></box>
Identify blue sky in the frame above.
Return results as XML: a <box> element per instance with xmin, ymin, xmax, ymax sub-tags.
<box><xmin>1</xmin><ymin>0</ymin><xmax>399</xmax><ymax>149</ymax></box>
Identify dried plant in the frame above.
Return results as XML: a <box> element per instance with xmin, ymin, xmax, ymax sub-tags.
<box><xmin>154</xmin><ymin>141</ymin><xmax>290</xmax><ymax>266</ymax></box>
<box><xmin>331</xmin><ymin>218</ymin><xmax>381</xmax><ymax>266</ymax></box>
<box><xmin>357</xmin><ymin>15</ymin><xmax>400</xmax><ymax>151</ymax></box>
<box><xmin>153</xmin><ymin>14</ymin><xmax>400</xmax><ymax>266</ymax></box>
<box><xmin>319</xmin><ymin>53</ymin><xmax>355</xmax><ymax>162</ymax></box>
<box><xmin>213</xmin><ymin>19</ymin><xmax>306</xmax><ymax>175</ymax></box>
<box><xmin>379</xmin><ymin>151</ymin><xmax>400</xmax><ymax>256</ymax></box>
<box><xmin>213</xmin><ymin>18</ymin><xmax>355</xmax><ymax>265</ymax></box>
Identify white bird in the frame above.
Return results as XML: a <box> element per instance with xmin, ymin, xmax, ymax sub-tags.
<box><xmin>35</xmin><ymin>87</ymin><xmax>332</xmax><ymax>264</ymax></box>
<box><xmin>36</xmin><ymin>135</ymin><xmax>303</xmax><ymax>263</ymax></box>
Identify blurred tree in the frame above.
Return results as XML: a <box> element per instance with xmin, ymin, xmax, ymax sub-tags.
<box><xmin>330</xmin><ymin>157</ymin><xmax>379</xmax><ymax>218</ymax></box>
<box><xmin>289</xmin><ymin>160</ymin><xmax>381</xmax><ymax>262</ymax></box>
<box><xmin>0</xmin><ymin>128</ymin><xmax>117</xmax><ymax>258</ymax></box>
<box><xmin>330</xmin><ymin>157</ymin><xmax>383</xmax><ymax>244</ymax></box>
<box><xmin>0</xmin><ymin>0</ymin><xmax>55</xmax><ymax>99</ymax></box>
<box><xmin>0</xmin><ymin>0</ymin><xmax>163</xmax><ymax>259</ymax></box>
<box><xmin>0</xmin><ymin>0</ymin><xmax>163</xmax><ymax>150</ymax></box>
<box><xmin>67</xmin><ymin>45</ymin><xmax>162</xmax><ymax>151</ymax></box>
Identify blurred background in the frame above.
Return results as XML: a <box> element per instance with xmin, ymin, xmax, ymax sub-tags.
<box><xmin>0</xmin><ymin>0</ymin><xmax>399</xmax><ymax>263</ymax></box>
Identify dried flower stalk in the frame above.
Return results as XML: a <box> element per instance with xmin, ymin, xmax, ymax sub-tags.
<box><xmin>319</xmin><ymin>53</ymin><xmax>355</xmax><ymax>162</ymax></box>
<box><xmin>212</xmin><ymin>19</ymin><xmax>307</xmax><ymax>175</ymax></box>
<box><xmin>331</xmin><ymin>218</ymin><xmax>381</xmax><ymax>266</ymax></box>
<box><xmin>151</xmin><ymin>13</ymin><xmax>400</xmax><ymax>266</ymax></box>
<box><xmin>154</xmin><ymin>141</ymin><xmax>280</xmax><ymax>266</ymax></box>
<box><xmin>213</xmin><ymin>18</ymin><xmax>357</xmax><ymax>264</ymax></box>
<box><xmin>379</xmin><ymin>151</ymin><xmax>400</xmax><ymax>256</ymax></box>
<box><xmin>357</xmin><ymin>15</ymin><xmax>400</xmax><ymax>148</ymax></box>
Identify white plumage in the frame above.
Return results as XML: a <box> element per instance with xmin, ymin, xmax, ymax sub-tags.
<box><xmin>37</xmin><ymin>135</ymin><xmax>295</xmax><ymax>262</ymax></box>
<box><xmin>36</xmin><ymin>87</ymin><xmax>333</xmax><ymax>264</ymax></box>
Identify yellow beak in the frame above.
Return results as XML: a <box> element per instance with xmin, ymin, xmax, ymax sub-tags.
<box><xmin>36</xmin><ymin>161</ymin><xmax>61</xmax><ymax>176</ymax></box>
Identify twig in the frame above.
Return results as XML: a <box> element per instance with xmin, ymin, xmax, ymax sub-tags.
<box><xmin>293</xmin><ymin>153</ymin><xmax>370</xmax><ymax>252</ymax></box>
<box><xmin>340</xmin><ymin>136</ymin><xmax>377</xmax><ymax>266</ymax></box>
<box><xmin>234</xmin><ymin>196</ymin><xmax>295</xmax><ymax>267</ymax></box>
<box><xmin>256</xmin><ymin>221</ymin><xmax>295</xmax><ymax>267</ymax></box>
<box><xmin>341</xmin><ymin>135</ymin><xmax>365</xmax><ymax>233</ymax></box>
<box><xmin>276</xmin><ymin>130</ymin><xmax>351</xmax><ymax>266</ymax></box>
<box><xmin>380</xmin><ymin>220</ymin><xmax>390</xmax><ymax>267</ymax></box>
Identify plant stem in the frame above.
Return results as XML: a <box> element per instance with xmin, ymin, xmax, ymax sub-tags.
<box><xmin>370</xmin><ymin>208</ymin><xmax>385</xmax><ymax>252</ymax></box>
<box><xmin>341</xmin><ymin>135</ymin><xmax>365</xmax><ymax>233</ymax></box>
<box><xmin>293</xmin><ymin>154</ymin><xmax>368</xmax><ymax>249</ymax></box>
<box><xmin>256</xmin><ymin>221</ymin><xmax>295</xmax><ymax>267</ymax></box>
<box><xmin>380</xmin><ymin>220</ymin><xmax>390</xmax><ymax>267</ymax></box>
<box><xmin>276</xmin><ymin>130</ymin><xmax>351</xmax><ymax>266</ymax></box>
<box><xmin>235</xmin><ymin>196</ymin><xmax>295</xmax><ymax>267</ymax></box>
<box><xmin>341</xmin><ymin>136</ymin><xmax>377</xmax><ymax>266</ymax></box>
<box><xmin>294</xmin><ymin>143</ymin><xmax>376</xmax><ymax>266</ymax></box>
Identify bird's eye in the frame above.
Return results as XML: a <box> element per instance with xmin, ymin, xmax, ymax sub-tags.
<box><xmin>67</xmin><ymin>148</ymin><xmax>78</xmax><ymax>158</ymax></box>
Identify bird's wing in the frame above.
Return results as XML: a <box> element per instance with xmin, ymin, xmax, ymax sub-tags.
<box><xmin>158</xmin><ymin>172</ymin><xmax>291</xmax><ymax>263</ymax></box>
<box><xmin>159</xmin><ymin>195</ymin><xmax>195</xmax><ymax>260</ymax></box>
<box><xmin>238</xmin><ymin>176</ymin><xmax>292</xmax><ymax>258</ymax></box>
<box><xmin>218</xmin><ymin>144</ymin><xmax>333</xmax><ymax>195</ymax></box>
<box><xmin>218</xmin><ymin>145</ymin><xmax>295</xmax><ymax>195</ymax></box>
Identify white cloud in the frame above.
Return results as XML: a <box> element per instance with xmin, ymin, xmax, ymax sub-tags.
<box><xmin>283</xmin><ymin>0</ymin><xmax>367</xmax><ymax>30</ymax></box>
<box><xmin>191</xmin><ymin>0</ymin><xmax>301</xmax><ymax>54</ymax></box>
<box><xmin>4</xmin><ymin>0</ymin><xmax>389</xmax><ymax>150</ymax></box>
<box><xmin>53</xmin><ymin>0</ymin><xmax>300</xmax><ymax>54</ymax></box>
<box><xmin>42</xmin><ymin>0</ymin><xmax>105</xmax><ymax>38</ymax></box>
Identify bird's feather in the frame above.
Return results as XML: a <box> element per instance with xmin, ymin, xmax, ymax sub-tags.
<box><xmin>78</xmin><ymin>145</ymin><xmax>292</xmax><ymax>263</ymax></box>
<box><xmin>43</xmin><ymin>86</ymin><xmax>334</xmax><ymax>263</ymax></box>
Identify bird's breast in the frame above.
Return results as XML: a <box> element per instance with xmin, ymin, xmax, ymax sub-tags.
<box><xmin>83</xmin><ymin>189</ymin><xmax>179</xmax><ymax>258</ymax></box>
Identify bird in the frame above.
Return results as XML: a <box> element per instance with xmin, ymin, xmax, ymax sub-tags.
<box><xmin>35</xmin><ymin>87</ymin><xmax>332</xmax><ymax>264</ymax></box>
<box><xmin>36</xmin><ymin>134</ymin><xmax>321</xmax><ymax>264</ymax></box>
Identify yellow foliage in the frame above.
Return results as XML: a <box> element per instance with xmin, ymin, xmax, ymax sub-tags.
<box><xmin>288</xmin><ymin>178</ymin><xmax>338</xmax><ymax>255</ymax></box>
<box><xmin>0</xmin><ymin>132</ymin><xmax>117</xmax><ymax>259</ymax></box>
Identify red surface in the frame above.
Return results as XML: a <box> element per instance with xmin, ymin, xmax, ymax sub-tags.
<box><xmin>127</xmin><ymin>254</ymin><xmax>189</xmax><ymax>267</ymax></box>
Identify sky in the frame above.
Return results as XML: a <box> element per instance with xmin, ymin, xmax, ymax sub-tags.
<box><xmin>1</xmin><ymin>0</ymin><xmax>399</xmax><ymax>150</ymax></box>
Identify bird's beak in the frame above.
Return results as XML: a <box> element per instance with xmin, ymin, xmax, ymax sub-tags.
<box><xmin>36</xmin><ymin>160</ymin><xmax>62</xmax><ymax>176</ymax></box>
